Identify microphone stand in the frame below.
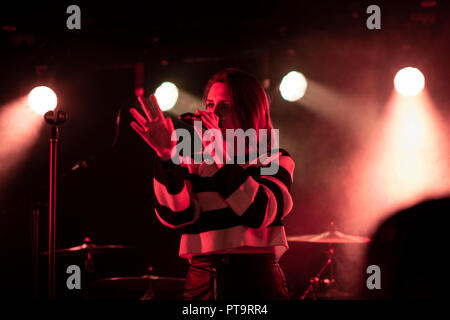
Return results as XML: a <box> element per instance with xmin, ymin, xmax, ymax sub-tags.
<box><xmin>44</xmin><ymin>110</ymin><xmax>67</xmax><ymax>300</ymax></box>
<box><xmin>32</xmin><ymin>104</ymin><xmax>120</xmax><ymax>299</ymax></box>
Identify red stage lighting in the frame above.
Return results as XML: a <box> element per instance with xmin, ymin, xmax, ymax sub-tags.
<box><xmin>28</xmin><ymin>86</ymin><xmax>57</xmax><ymax>115</ymax></box>
<box><xmin>394</xmin><ymin>67</ymin><xmax>425</xmax><ymax>97</ymax></box>
<box><xmin>279</xmin><ymin>71</ymin><xmax>308</xmax><ymax>102</ymax></box>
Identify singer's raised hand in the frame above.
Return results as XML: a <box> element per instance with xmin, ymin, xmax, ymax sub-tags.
<box><xmin>130</xmin><ymin>94</ymin><xmax>175</xmax><ymax>161</ymax></box>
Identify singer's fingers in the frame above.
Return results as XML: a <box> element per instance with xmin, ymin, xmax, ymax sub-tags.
<box><xmin>131</xmin><ymin>121</ymin><xmax>147</xmax><ymax>138</ymax></box>
<box><xmin>149</xmin><ymin>94</ymin><xmax>165</xmax><ymax>120</ymax></box>
<box><xmin>210</xmin><ymin>113</ymin><xmax>220</xmax><ymax>124</ymax></box>
<box><xmin>200</xmin><ymin>114</ymin><xmax>219</xmax><ymax>130</ymax></box>
<box><xmin>201</xmin><ymin>110</ymin><xmax>219</xmax><ymax>122</ymax></box>
<box><xmin>193</xmin><ymin>122</ymin><xmax>204</xmax><ymax>144</ymax></box>
<box><xmin>165</xmin><ymin>117</ymin><xmax>175</xmax><ymax>133</ymax></box>
<box><xmin>132</xmin><ymin>123</ymin><xmax>152</xmax><ymax>148</ymax></box>
<box><xmin>137</xmin><ymin>95</ymin><xmax>156</xmax><ymax>121</ymax></box>
<box><xmin>201</xmin><ymin>119</ymin><xmax>215</xmax><ymax>130</ymax></box>
<box><xmin>130</xmin><ymin>108</ymin><xmax>148</xmax><ymax>128</ymax></box>
<box><xmin>202</xmin><ymin>113</ymin><xmax>218</xmax><ymax>124</ymax></box>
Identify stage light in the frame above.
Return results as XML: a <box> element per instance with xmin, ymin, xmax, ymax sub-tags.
<box><xmin>154</xmin><ymin>82</ymin><xmax>178</xmax><ymax>111</ymax></box>
<box><xmin>394</xmin><ymin>67</ymin><xmax>425</xmax><ymax>97</ymax></box>
<box><xmin>28</xmin><ymin>86</ymin><xmax>57</xmax><ymax>115</ymax></box>
<box><xmin>279</xmin><ymin>71</ymin><xmax>308</xmax><ymax>102</ymax></box>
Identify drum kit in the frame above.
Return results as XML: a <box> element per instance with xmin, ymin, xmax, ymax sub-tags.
<box><xmin>45</xmin><ymin>222</ymin><xmax>370</xmax><ymax>300</ymax></box>
<box><xmin>44</xmin><ymin>237</ymin><xmax>185</xmax><ymax>300</ymax></box>
<box><xmin>287</xmin><ymin>221</ymin><xmax>371</xmax><ymax>300</ymax></box>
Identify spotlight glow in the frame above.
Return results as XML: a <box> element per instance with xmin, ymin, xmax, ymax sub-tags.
<box><xmin>346</xmin><ymin>91</ymin><xmax>450</xmax><ymax>239</ymax></box>
<box><xmin>394</xmin><ymin>67</ymin><xmax>425</xmax><ymax>97</ymax></box>
<box><xmin>28</xmin><ymin>86</ymin><xmax>57</xmax><ymax>115</ymax></box>
<box><xmin>154</xmin><ymin>82</ymin><xmax>178</xmax><ymax>111</ymax></box>
<box><xmin>279</xmin><ymin>71</ymin><xmax>308</xmax><ymax>102</ymax></box>
<box><xmin>0</xmin><ymin>97</ymin><xmax>43</xmax><ymax>193</ymax></box>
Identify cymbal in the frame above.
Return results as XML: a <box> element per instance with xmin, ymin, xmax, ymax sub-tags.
<box><xmin>44</xmin><ymin>243</ymin><xmax>131</xmax><ymax>255</ymax></box>
<box><xmin>288</xmin><ymin>230</ymin><xmax>371</xmax><ymax>244</ymax></box>
<box><xmin>92</xmin><ymin>275</ymin><xmax>185</xmax><ymax>291</ymax></box>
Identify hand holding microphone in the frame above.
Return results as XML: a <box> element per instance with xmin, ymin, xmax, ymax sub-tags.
<box><xmin>179</xmin><ymin>110</ymin><xmax>231</xmax><ymax>166</ymax></box>
<box><xmin>179</xmin><ymin>110</ymin><xmax>222</xmax><ymax>130</ymax></box>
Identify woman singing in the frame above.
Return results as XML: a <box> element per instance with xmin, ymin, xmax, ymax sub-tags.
<box><xmin>130</xmin><ymin>68</ymin><xmax>295</xmax><ymax>300</ymax></box>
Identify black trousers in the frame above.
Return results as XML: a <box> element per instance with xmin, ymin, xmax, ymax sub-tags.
<box><xmin>183</xmin><ymin>254</ymin><xmax>289</xmax><ymax>300</ymax></box>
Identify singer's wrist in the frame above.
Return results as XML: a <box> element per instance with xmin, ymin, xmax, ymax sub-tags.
<box><xmin>156</xmin><ymin>148</ymin><xmax>172</xmax><ymax>162</ymax></box>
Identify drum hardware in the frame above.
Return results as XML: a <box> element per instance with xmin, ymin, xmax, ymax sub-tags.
<box><xmin>92</xmin><ymin>267</ymin><xmax>186</xmax><ymax>300</ymax></box>
<box><xmin>299</xmin><ymin>243</ymin><xmax>341</xmax><ymax>300</ymax></box>
<box><xmin>288</xmin><ymin>221</ymin><xmax>371</xmax><ymax>300</ymax></box>
<box><xmin>44</xmin><ymin>237</ymin><xmax>131</xmax><ymax>256</ymax></box>
<box><xmin>44</xmin><ymin>237</ymin><xmax>131</xmax><ymax>299</ymax></box>
<box><xmin>287</xmin><ymin>222</ymin><xmax>371</xmax><ymax>244</ymax></box>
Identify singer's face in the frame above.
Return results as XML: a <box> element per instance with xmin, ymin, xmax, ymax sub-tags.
<box><xmin>205</xmin><ymin>82</ymin><xmax>238</xmax><ymax>130</ymax></box>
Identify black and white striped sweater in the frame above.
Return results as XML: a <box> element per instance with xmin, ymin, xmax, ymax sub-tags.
<box><xmin>152</xmin><ymin>149</ymin><xmax>295</xmax><ymax>261</ymax></box>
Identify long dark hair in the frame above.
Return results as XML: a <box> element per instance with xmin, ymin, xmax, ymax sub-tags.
<box><xmin>203</xmin><ymin>68</ymin><xmax>273</xmax><ymax>133</ymax></box>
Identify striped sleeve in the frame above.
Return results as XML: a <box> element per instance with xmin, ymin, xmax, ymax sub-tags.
<box><xmin>153</xmin><ymin>159</ymin><xmax>200</xmax><ymax>229</ymax></box>
<box><xmin>258</xmin><ymin>152</ymin><xmax>295</xmax><ymax>219</ymax></box>
<box><xmin>211</xmin><ymin>151</ymin><xmax>295</xmax><ymax>228</ymax></box>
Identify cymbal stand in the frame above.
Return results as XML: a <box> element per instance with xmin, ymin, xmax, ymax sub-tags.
<box><xmin>82</xmin><ymin>238</ymin><xmax>95</xmax><ymax>299</ymax></box>
<box><xmin>140</xmin><ymin>266</ymin><xmax>155</xmax><ymax>300</ymax></box>
<box><xmin>300</xmin><ymin>244</ymin><xmax>336</xmax><ymax>300</ymax></box>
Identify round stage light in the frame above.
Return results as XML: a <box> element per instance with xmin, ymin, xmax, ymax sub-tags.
<box><xmin>394</xmin><ymin>67</ymin><xmax>425</xmax><ymax>97</ymax></box>
<box><xmin>279</xmin><ymin>71</ymin><xmax>308</xmax><ymax>102</ymax></box>
<box><xmin>28</xmin><ymin>86</ymin><xmax>57</xmax><ymax>115</ymax></box>
<box><xmin>154</xmin><ymin>82</ymin><xmax>179</xmax><ymax>111</ymax></box>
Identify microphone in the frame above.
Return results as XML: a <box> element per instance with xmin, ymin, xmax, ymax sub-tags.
<box><xmin>178</xmin><ymin>112</ymin><xmax>209</xmax><ymax>131</ymax></box>
<box><xmin>178</xmin><ymin>112</ymin><xmax>200</xmax><ymax>125</ymax></box>
<box><xmin>178</xmin><ymin>112</ymin><xmax>223</xmax><ymax>130</ymax></box>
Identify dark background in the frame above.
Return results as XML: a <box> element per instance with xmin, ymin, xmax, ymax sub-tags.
<box><xmin>1</xmin><ymin>1</ymin><xmax>449</xmax><ymax>299</ymax></box>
